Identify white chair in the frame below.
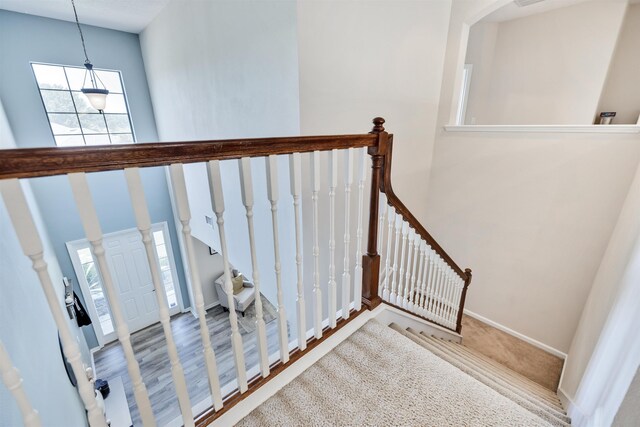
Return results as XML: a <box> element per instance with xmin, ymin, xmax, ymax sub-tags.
<box><xmin>214</xmin><ymin>270</ymin><xmax>255</xmax><ymax>315</ymax></box>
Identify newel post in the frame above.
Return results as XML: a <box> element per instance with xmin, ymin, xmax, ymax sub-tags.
<box><xmin>456</xmin><ymin>268</ymin><xmax>473</xmax><ymax>333</ymax></box>
<box><xmin>361</xmin><ymin>117</ymin><xmax>388</xmax><ymax>310</ymax></box>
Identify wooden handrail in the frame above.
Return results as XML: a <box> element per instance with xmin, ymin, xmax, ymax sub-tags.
<box><xmin>1</xmin><ymin>117</ymin><xmax>473</xmax><ymax>424</ymax></box>
<box><xmin>0</xmin><ymin>134</ymin><xmax>377</xmax><ymax>180</ymax></box>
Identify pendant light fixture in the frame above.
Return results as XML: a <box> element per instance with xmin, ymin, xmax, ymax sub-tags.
<box><xmin>71</xmin><ymin>0</ymin><xmax>109</xmax><ymax>111</ymax></box>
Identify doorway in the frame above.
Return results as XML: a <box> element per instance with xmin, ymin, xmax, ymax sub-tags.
<box><xmin>67</xmin><ymin>222</ymin><xmax>182</xmax><ymax>346</ymax></box>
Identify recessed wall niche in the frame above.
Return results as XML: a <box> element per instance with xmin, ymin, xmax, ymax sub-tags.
<box><xmin>458</xmin><ymin>0</ymin><xmax>640</xmax><ymax>126</ymax></box>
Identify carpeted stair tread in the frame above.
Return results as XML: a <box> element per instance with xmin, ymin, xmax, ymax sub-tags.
<box><xmin>419</xmin><ymin>333</ymin><xmax>563</xmax><ymax>407</ymax></box>
<box><xmin>238</xmin><ymin>319</ymin><xmax>553</xmax><ymax>426</ymax></box>
<box><xmin>434</xmin><ymin>335</ymin><xmax>562</xmax><ymax>404</ymax></box>
<box><xmin>411</xmin><ymin>329</ymin><xmax>567</xmax><ymax>415</ymax></box>
<box><xmin>389</xmin><ymin>324</ymin><xmax>570</xmax><ymax>427</ymax></box>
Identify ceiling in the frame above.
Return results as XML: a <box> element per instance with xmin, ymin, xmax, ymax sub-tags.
<box><xmin>0</xmin><ymin>0</ymin><xmax>170</xmax><ymax>33</ymax></box>
<box><xmin>482</xmin><ymin>0</ymin><xmax>607</xmax><ymax>23</ymax></box>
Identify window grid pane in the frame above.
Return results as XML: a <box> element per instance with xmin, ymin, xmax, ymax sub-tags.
<box><xmin>32</xmin><ymin>63</ymin><xmax>135</xmax><ymax>147</ymax></box>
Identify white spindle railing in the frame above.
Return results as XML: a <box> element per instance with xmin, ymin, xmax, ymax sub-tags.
<box><xmin>68</xmin><ymin>173</ymin><xmax>156</xmax><ymax>426</ymax></box>
<box><xmin>289</xmin><ymin>153</ymin><xmax>307</xmax><ymax>350</ymax></box>
<box><xmin>402</xmin><ymin>227</ymin><xmax>415</xmax><ymax>309</ymax></box>
<box><xmin>408</xmin><ymin>232</ymin><xmax>421</xmax><ymax>312</ymax></box>
<box><xmin>265</xmin><ymin>155</ymin><xmax>290</xmax><ymax>364</ymax></box>
<box><xmin>381</xmin><ymin>205</ymin><xmax>394</xmax><ymax>302</ymax></box>
<box><xmin>0</xmin><ymin>340</ymin><xmax>41</xmax><ymax>427</ymax></box>
<box><xmin>311</xmin><ymin>151</ymin><xmax>323</xmax><ymax>339</ymax></box>
<box><xmin>341</xmin><ymin>148</ymin><xmax>354</xmax><ymax>320</ymax></box>
<box><xmin>239</xmin><ymin>158</ymin><xmax>271</xmax><ymax>376</ymax></box>
<box><xmin>207</xmin><ymin>161</ymin><xmax>248</xmax><ymax>393</ymax></box>
<box><xmin>327</xmin><ymin>150</ymin><xmax>338</xmax><ymax>328</ymax></box>
<box><xmin>352</xmin><ymin>148</ymin><xmax>368</xmax><ymax>312</ymax></box>
<box><xmin>169</xmin><ymin>163</ymin><xmax>224</xmax><ymax>410</ymax></box>
<box><xmin>125</xmin><ymin>168</ymin><xmax>194</xmax><ymax>426</ymax></box>
<box><xmin>376</xmin><ymin>194</ymin><xmax>387</xmax><ymax>295</ymax></box>
<box><xmin>389</xmin><ymin>210</ymin><xmax>402</xmax><ymax>305</ymax></box>
<box><xmin>378</xmin><ymin>210</ymin><xmax>466</xmax><ymax>331</ymax></box>
<box><xmin>0</xmin><ymin>179</ymin><xmax>106</xmax><ymax>427</ymax></box>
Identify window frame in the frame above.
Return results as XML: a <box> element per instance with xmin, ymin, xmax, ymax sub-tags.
<box><xmin>31</xmin><ymin>61</ymin><xmax>137</xmax><ymax>147</ymax></box>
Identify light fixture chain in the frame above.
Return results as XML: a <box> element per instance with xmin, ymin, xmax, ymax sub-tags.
<box><xmin>71</xmin><ymin>0</ymin><xmax>90</xmax><ymax>64</ymax></box>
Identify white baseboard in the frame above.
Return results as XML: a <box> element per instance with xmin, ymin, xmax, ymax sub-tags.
<box><xmin>463</xmin><ymin>309</ymin><xmax>567</xmax><ymax>359</ymax></box>
<box><xmin>559</xmin><ymin>386</ymin><xmax>589</xmax><ymax>427</ymax></box>
<box><xmin>204</xmin><ymin>300</ymin><xmax>220</xmax><ymax>311</ymax></box>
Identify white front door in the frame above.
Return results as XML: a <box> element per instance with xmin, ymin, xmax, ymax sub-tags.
<box><xmin>67</xmin><ymin>222</ymin><xmax>182</xmax><ymax>346</ymax></box>
<box><xmin>104</xmin><ymin>232</ymin><xmax>159</xmax><ymax>333</ymax></box>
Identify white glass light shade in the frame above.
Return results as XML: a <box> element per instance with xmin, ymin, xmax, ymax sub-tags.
<box><xmin>81</xmin><ymin>88</ymin><xmax>109</xmax><ymax>111</ymax></box>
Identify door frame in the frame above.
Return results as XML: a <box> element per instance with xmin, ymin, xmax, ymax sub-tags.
<box><xmin>67</xmin><ymin>222</ymin><xmax>183</xmax><ymax>347</ymax></box>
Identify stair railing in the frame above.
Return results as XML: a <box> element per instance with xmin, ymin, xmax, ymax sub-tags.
<box><xmin>0</xmin><ymin>118</ymin><xmax>471</xmax><ymax>427</ymax></box>
<box><xmin>367</xmin><ymin>118</ymin><xmax>473</xmax><ymax>333</ymax></box>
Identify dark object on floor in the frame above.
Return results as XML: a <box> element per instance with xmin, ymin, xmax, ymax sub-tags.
<box><xmin>95</xmin><ymin>378</ymin><xmax>110</xmax><ymax>398</ymax></box>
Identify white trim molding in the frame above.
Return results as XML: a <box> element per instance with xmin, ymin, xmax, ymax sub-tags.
<box><xmin>464</xmin><ymin>309</ymin><xmax>567</xmax><ymax>359</ymax></box>
<box><xmin>445</xmin><ymin>124</ymin><xmax>640</xmax><ymax>134</ymax></box>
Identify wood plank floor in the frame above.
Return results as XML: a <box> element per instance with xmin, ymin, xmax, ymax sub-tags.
<box><xmin>94</xmin><ymin>300</ymin><xmax>284</xmax><ymax>426</ymax></box>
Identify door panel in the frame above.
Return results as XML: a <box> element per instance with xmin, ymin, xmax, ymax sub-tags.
<box><xmin>68</xmin><ymin>223</ymin><xmax>181</xmax><ymax>346</ymax></box>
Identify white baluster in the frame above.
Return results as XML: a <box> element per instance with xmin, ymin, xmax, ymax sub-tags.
<box><xmin>429</xmin><ymin>257</ymin><xmax>442</xmax><ymax>321</ymax></box>
<box><xmin>311</xmin><ymin>151</ymin><xmax>323</xmax><ymax>338</ymax></box>
<box><xmin>381</xmin><ymin>205</ymin><xmax>394</xmax><ymax>302</ymax></box>
<box><xmin>238</xmin><ymin>158</ymin><xmax>271</xmax><ymax>375</ymax></box>
<box><xmin>398</xmin><ymin>222</ymin><xmax>409</xmax><ymax>308</ymax></box>
<box><xmin>416</xmin><ymin>243</ymin><xmax>429</xmax><ymax>316</ymax></box>
<box><xmin>440</xmin><ymin>269</ymin><xmax>452</xmax><ymax>325</ymax></box>
<box><xmin>448</xmin><ymin>272</ymin><xmax>460</xmax><ymax>328</ymax></box>
<box><xmin>68</xmin><ymin>173</ymin><xmax>155</xmax><ymax>426</ymax></box>
<box><xmin>328</xmin><ymin>149</ymin><xmax>338</xmax><ymax>327</ymax></box>
<box><xmin>409</xmin><ymin>237</ymin><xmax>425</xmax><ymax>312</ymax></box>
<box><xmin>426</xmin><ymin>254</ymin><xmax>441</xmax><ymax>319</ymax></box>
<box><xmin>446</xmin><ymin>271</ymin><xmax>457</xmax><ymax>327</ymax></box>
<box><xmin>441</xmin><ymin>267</ymin><xmax>453</xmax><ymax>324</ymax></box>
<box><xmin>0</xmin><ymin>179</ymin><xmax>106</xmax><ymax>427</ymax></box>
<box><xmin>423</xmin><ymin>252</ymin><xmax>437</xmax><ymax>319</ymax></box>
<box><xmin>407</xmin><ymin>230</ymin><xmax>420</xmax><ymax>311</ymax></box>
<box><xmin>389</xmin><ymin>211</ymin><xmax>402</xmax><ymax>305</ymax></box>
<box><xmin>124</xmin><ymin>168</ymin><xmax>193</xmax><ymax>426</ymax></box>
<box><xmin>265</xmin><ymin>155</ymin><xmax>290</xmax><ymax>363</ymax></box>
<box><xmin>451</xmin><ymin>276</ymin><xmax>464</xmax><ymax>327</ymax></box>
<box><xmin>352</xmin><ymin>148</ymin><xmax>367</xmax><ymax>311</ymax></box>
<box><xmin>434</xmin><ymin>257</ymin><xmax>447</xmax><ymax>323</ymax></box>
<box><xmin>289</xmin><ymin>153</ymin><xmax>306</xmax><ymax>351</ymax></box>
<box><xmin>0</xmin><ymin>340</ymin><xmax>41</xmax><ymax>427</ymax></box>
<box><xmin>168</xmin><ymin>164</ymin><xmax>223</xmax><ymax>410</ymax></box>
<box><xmin>206</xmin><ymin>161</ymin><xmax>248</xmax><ymax>392</ymax></box>
<box><xmin>376</xmin><ymin>194</ymin><xmax>387</xmax><ymax>295</ymax></box>
<box><xmin>341</xmin><ymin>148</ymin><xmax>354</xmax><ymax>320</ymax></box>
<box><xmin>402</xmin><ymin>227</ymin><xmax>415</xmax><ymax>308</ymax></box>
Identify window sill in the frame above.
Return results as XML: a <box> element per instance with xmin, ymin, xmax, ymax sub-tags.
<box><xmin>444</xmin><ymin>124</ymin><xmax>640</xmax><ymax>134</ymax></box>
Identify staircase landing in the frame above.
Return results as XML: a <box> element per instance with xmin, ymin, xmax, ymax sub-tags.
<box><xmin>461</xmin><ymin>314</ymin><xmax>565</xmax><ymax>391</ymax></box>
<box><xmin>237</xmin><ymin>319</ymin><xmax>566</xmax><ymax>426</ymax></box>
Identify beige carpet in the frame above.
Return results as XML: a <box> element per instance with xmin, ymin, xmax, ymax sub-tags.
<box><xmin>237</xmin><ymin>320</ymin><xmax>552</xmax><ymax>426</ymax></box>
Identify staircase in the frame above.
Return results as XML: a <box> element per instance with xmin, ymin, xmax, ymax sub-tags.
<box><xmin>238</xmin><ymin>320</ymin><xmax>570</xmax><ymax>426</ymax></box>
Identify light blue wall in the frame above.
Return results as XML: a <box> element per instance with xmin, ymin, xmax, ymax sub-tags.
<box><xmin>1</xmin><ymin>98</ymin><xmax>90</xmax><ymax>427</ymax></box>
<box><xmin>0</xmin><ymin>10</ymin><xmax>190</xmax><ymax>349</ymax></box>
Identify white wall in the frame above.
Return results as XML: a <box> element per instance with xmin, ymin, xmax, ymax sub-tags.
<box><xmin>193</xmin><ymin>238</ymin><xmax>224</xmax><ymax>308</ymax></box>
<box><xmin>463</xmin><ymin>21</ymin><xmax>498</xmax><ymax>125</ymax></box>
<box><xmin>0</xmin><ymin>100</ymin><xmax>91</xmax><ymax>426</ymax></box>
<box><xmin>560</xmin><ymin>150</ymin><xmax>640</xmax><ymax>413</ymax></box>
<box><xmin>464</xmin><ymin>0</ymin><xmax>627</xmax><ymax>125</ymax></box>
<box><xmin>140</xmin><ymin>0</ymin><xmax>301</xmax><ymax>336</ymax></box>
<box><xmin>297</xmin><ymin>0</ymin><xmax>453</xmax><ymax>223</ymax></box>
<box><xmin>425</xmin><ymin>0</ymin><xmax>640</xmax><ymax>356</ymax></box>
<box><xmin>598</xmin><ymin>3</ymin><xmax>640</xmax><ymax>125</ymax></box>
